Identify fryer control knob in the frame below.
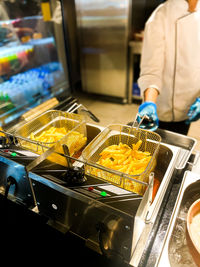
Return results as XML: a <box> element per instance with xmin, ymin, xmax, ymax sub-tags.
<box><xmin>60</xmin><ymin>166</ymin><xmax>87</xmax><ymax>186</ymax></box>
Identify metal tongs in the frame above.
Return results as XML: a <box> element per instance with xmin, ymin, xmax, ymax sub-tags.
<box><xmin>131</xmin><ymin>113</ymin><xmax>156</xmax><ymax>131</ymax></box>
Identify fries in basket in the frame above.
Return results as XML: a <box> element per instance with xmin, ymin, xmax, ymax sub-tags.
<box><xmin>28</xmin><ymin>126</ymin><xmax>87</xmax><ymax>156</ymax></box>
<box><xmin>89</xmin><ymin>140</ymin><xmax>155</xmax><ymax>195</ymax></box>
<box><xmin>97</xmin><ymin>140</ymin><xmax>151</xmax><ymax>174</ymax></box>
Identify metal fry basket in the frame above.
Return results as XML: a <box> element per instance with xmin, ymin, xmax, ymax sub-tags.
<box><xmin>13</xmin><ymin>110</ymin><xmax>87</xmax><ymax>157</ymax></box>
<box><xmin>82</xmin><ymin>124</ymin><xmax>161</xmax><ymax>195</ymax></box>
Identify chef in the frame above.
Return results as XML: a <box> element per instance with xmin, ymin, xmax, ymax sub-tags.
<box><xmin>137</xmin><ymin>0</ymin><xmax>200</xmax><ymax>134</ymax></box>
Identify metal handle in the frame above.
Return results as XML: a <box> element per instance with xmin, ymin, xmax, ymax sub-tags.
<box><xmin>66</xmin><ymin>103</ymin><xmax>100</xmax><ymax>122</ymax></box>
<box><xmin>62</xmin><ymin>144</ymin><xmax>73</xmax><ymax>168</ymax></box>
<box><xmin>80</xmin><ymin>108</ymin><xmax>100</xmax><ymax>123</ymax></box>
<box><xmin>187</xmin><ymin>149</ymin><xmax>200</xmax><ymax>167</ymax></box>
<box><xmin>131</xmin><ymin>113</ymin><xmax>151</xmax><ymax>130</ymax></box>
<box><xmin>66</xmin><ymin>102</ymin><xmax>80</xmax><ymax>113</ymax></box>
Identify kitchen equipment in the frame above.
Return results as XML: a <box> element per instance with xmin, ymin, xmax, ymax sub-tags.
<box><xmin>82</xmin><ymin>124</ymin><xmax>161</xmax><ymax>195</ymax></box>
<box><xmin>0</xmin><ymin>124</ymin><xmax>197</xmax><ymax>266</ymax></box>
<box><xmin>132</xmin><ymin>113</ymin><xmax>158</xmax><ymax>131</ymax></box>
<box><xmin>13</xmin><ymin>110</ymin><xmax>87</xmax><ymax>163</ymax></box>
<box><xmin>74</xmin><ymin>0</ymin><xmax>132</xmax><ymax>103</ymax></box>
<box><xmin>66</xmin><ymin>102</ymin><xmax>100</xmax><ymax>123</ymax></box>
<box><xmin>74</xmin><ymin>0</ymin><xmax>164</xmax><ymax>103</ymax></box>
<box><xmin>187</xmin><ymin>198</ymin><xmax>200</xmax><ymax>266</ymax></box>
<box><xmin>156</xmin><ymin>170</ymin><xmax>200</xmax><ymax>267</ymax></box>
<box><xmin>0</xmin><ymin>1</ymin><xmax>73</xmax><ymax>129</ymax></box>
<box><xmin>21</xmin><ymin>98</ymin><xmax>59</xmax><ymax>122</ymax></box>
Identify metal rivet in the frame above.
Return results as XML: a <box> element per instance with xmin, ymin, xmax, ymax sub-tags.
<box><xmin>125</xmin><ymin>225</ymin><xmax>130</xmax><ymax>230</ymax></box>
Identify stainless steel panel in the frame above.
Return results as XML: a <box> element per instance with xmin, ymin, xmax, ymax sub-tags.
<box><xmin>0</xmin><ymin>156</ymin><xmax>35</xmax><ymax>205</ymax></box>
<box><xmin>156</xmin><ymin>129</ymin><xmax>197</xmax><ymax>171</ymax></box>
<box><xmin>75</xmin><ymin>0</ymin><xmax>132</xmax><ymax>100</ymax></box>
<box><xmin>30</xmin><ymin>173</ymin><xmax>134</xmax><ymax>261</ymax></box>
<box><xmin>130</xmin><ymin>142</ymin><xmax>180</xmax><ymax>266</ymax></box>
<box><xmin>29</xmin><ymin>141</ymin><xmax>180</xmax><ymax>265</ymax></box>
<box><xmin>156</xmin><ymin>171</ymin><xmax>200</xmax><ymax>267</ymax></box>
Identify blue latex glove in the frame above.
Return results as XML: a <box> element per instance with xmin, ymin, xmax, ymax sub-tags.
<box><xmin>137</xmin><ymin>102</ymin><xmax>159</xmax><ymax>131</ymax></box>
<box><xmin>186</xmin><ymin>98</ymin><xmax>200</xmax><ymax>124</ymax></box>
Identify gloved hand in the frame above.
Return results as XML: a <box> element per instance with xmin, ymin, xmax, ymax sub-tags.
<box><xmin>186</xmin><ymin>98</ymin><xmax>200</xmax><ymax>124</ymax></box>
<box><xmin>137</xmin><ymin>102</ymin><xmax>159</xmax><ymax>131</ymax></box>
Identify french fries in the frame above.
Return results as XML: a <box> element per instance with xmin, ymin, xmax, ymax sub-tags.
<box><xmin>26</xmin><ymin>126</ymin><xmax>87</xmax><ymax>156</ymax></box>
<box><xmin>97</xmin><ymin>141</ymin><xmax>151</xmax><ymax>175</ymax></box>
<box><xmin>89</xmin><ymin>140</ymin><xmax>154</xmax><ymax>195</ymax></box>
<box><xmin>30</xmin><ymin>127</ymin><xmax>68</xmax><ymax>143</ymax></box>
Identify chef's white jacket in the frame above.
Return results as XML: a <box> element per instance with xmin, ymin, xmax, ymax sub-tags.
<box><xmin>138</xmin><ymin>0</ymin><xmax>200</xmax><ymax>122</ymax></box>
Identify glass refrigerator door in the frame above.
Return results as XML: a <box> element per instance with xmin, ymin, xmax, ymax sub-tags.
<box><xmin>0</xmin><ymin>0</ymin><xmax>70</xmax><ymax>128</ymax></box>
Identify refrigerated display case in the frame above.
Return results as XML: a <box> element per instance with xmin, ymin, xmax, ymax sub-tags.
<box><xmin>0</xmin><ymin>0</ymin><xmax>71</xmax><ymax>128</ymax></box>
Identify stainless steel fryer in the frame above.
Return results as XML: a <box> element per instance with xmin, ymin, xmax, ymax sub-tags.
<box><xmin>0</xmin><ymin>125</ymin><xmax>197</xmax><ymax>266</ymax></box>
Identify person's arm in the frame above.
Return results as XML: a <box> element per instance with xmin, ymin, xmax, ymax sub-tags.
<box><xmin>186</xmin><ymin>97</ymin><xmax>200</xmax><ymax>124</ymax></box>
<box><xmin>188</xmin><ymin>0</ymin><xmax>198</xmax><ymax>12</ymax></box>
<box><xmin>144</xmin><ymin>87</ymin><xmax>159</xmax><ymax>103</ymax></box>
<box><xmin>138</xmin><ymin>5</ymin><xmax>165</xmax><ymax>99</ymax></box>
<box><xmin>136</xmin><ymin>5</ymin><xmax>164</xmax><ymax>131</ymax></box>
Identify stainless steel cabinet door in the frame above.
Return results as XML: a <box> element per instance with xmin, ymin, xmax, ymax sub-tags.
<box><xmin>75</xmin><ymin>0</ymin><xmax>131</xmax><ymax>101</ymax></box>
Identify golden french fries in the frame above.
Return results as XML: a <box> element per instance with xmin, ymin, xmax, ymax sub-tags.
<box><xmin>25</xmin><ymin>126</ymin><xmax>87</xmax><ymax>156</ymax></box>
<box><xmin>30</xmin><ymin>127</ymin><xmax>68</xmax><ymax>143</ymax></box>
<box><xmin>97</xmin><ymin>141</ymin><xmax>151</xmax><ymax>175</ymax></box>
<box><xmin>88</xmin><ymin>140</ymin><xmax>154</xmax><ymax>195</ymax></box>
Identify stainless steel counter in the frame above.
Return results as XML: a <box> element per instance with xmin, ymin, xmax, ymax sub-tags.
<box><xmin>137</xmin><ymin>151</ymin><xmax>200</xmax><ymax>267</ymax></box>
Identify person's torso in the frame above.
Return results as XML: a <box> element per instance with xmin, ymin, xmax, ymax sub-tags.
<box><xmin>157</xmin><ymin>0</ymin><xmax>200</xmax><ymax>121</ymax></box>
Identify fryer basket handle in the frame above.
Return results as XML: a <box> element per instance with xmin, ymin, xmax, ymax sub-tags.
<box><xmin>187</xmin><ymin>149</ymin><xmax>200</xmax><ymax>167</ymax></box>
